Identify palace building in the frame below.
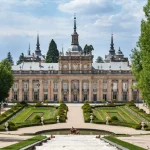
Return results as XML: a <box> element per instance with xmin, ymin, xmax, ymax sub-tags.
<box><xmin>8</xmin><ymin>16</ymin><xmax>141</xmax><ymax>103</ymax></box>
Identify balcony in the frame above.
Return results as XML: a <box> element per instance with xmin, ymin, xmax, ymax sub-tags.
<box><xmin>103</xmin><ymin>89</ymin><xmax>107</xmax><ymax>92</ymax></box>
<box><xmin>93</xmin><ymin>89</ymin><xmax>97</xmax><ymax>92</ymax></box>
<box><xmin>82</xmin><ymin>89</ymin><xmax>89</xmax><ymax>92</ymax></box>
<box><xmin>122</xmin><ymin>88</ymin><xmax>128</xmax><ymax>92</ymax></box>
<box><xmin>112</xmin><ymin>89</ymin><xmax>118</xmax><ymax>92</ymax></box>
<box><xmin>53</xmin><ymin>89</ymin><xmax>58</xmax><ymax>92</ymax></box>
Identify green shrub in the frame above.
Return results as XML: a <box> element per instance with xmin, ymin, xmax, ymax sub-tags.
<box><xmin>32</xmin><ymin>115</ymin><xmax>41</xmax><ymax>123</ymax></box>
<box><xmin>8</xmin><ymin>121</ymin><xmax>18</xmax><ymax>131</ymax></box>
<box><xmin>1</xmin><ymin>113</ymin><xmax>7</xmax><ymax>118</ymax></box>
<box><xmin>35</xmin><ymin>102</ymin><xmax>43</xmax><ymax>107</ymax></box>
<box><xmin>110</xmin><ymin>116</ymin><xmax>118</xmax><ymax>121</ymax></box>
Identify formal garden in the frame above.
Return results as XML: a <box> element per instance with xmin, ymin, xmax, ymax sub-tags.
<box><xmin>0</xmin><ymin>101</ymin><xmax>68</xmax><ymax>131</ymax></box>
<box><xmin>82</xmin><ymin>100</ymin><xmax>150</xmax><ymax>130</ymax></box>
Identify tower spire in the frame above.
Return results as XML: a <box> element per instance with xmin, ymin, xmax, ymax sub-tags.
<box><xmin>74</xmin><ymin>13</ymin><xmax>76</xmax><ymax>33</ymax></box>
<box><xmin>36</xmin><ymin>32</ymin><xmax>40</xmax><ymax>51</ymax></box>
<box><xmin>28</xmin><ymin>43</ymin><xmax>31</xmax><ymax>55</ymax></box>
<box><xmin>109</xmin><ymin>34</ymin><xmax>115</xmax><ymax>54</ymax></box>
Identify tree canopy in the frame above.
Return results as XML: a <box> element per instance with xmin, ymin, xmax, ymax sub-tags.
<box><xmin>7</xmin><ymin>52</ymin><xmax>14</xmax><ymax>65</ymax></box>
<box><xmin>46</xmin><ymin>39</ymin><xmax>59</xmax><ymax>63</ymax></box>
<box><xmin>17</xmin><ymin>53</ymin><xmax>24</xmax><ymax>65</ymax></box>
<box><xmin>0</xmin><ymin>59</ymin><xmax>14</xmax><ymax>103</ymax></box>
<box><xmin>96</xmin><ymin>56</ymin><xmax>104</xmax><ymax>63</ymax></box>
<box><xmin>83</xmin><ymin>44</ymin><xmax>94</xmax><ymax>55</ymax></box>
<box><xmin>130</xmin><ymin>0</ymin><xmax>150</xmax><ymax>107</ymax></box>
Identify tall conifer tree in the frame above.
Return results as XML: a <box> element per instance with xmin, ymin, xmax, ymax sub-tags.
<box><xmin>46</xmin><ymin>39</ymin><xmax>59</xmax><ymax>63</ymax></box>
<box><xmin>17</xmin><ymin>53</ymin><xmax>24</xmax><ymax>65</ymax></box>
<box><xmin>131</xmin><ymin>0</ymin><xmax>150</xmax><ymax>107</ymax></box>
<box><xmin>7</xmin><ymin>52</ymin><xmax>14</xmax><ymax>65</ymax></box>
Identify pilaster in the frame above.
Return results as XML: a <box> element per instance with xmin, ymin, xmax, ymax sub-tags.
<box><xmin>59</xmin><ymin>79</ymin><xmax>62</xmax><ymax>101</ymax></box>
<box><xmin>39</xmin><ymin>80</ymin><xmax>43</xmax><ymax>101</ymax></box>
<box><xmin>69</xmin><ymin>80</ymin><xmax>71</xmax><ymax>102</ymax></box>
<box><xmin>89</xmin><ymin>80</ymin><xmax>92</xmax><ymax>102</ymax></box>
<box><xmin>107</xmin><ymin>79</ymin><xmax>112</xmax><ymax>101</ymax></box>
<box><xmin>18</xmin><ymin>80</ymin><xmax>22</xmax><ymax>102</ymax></box>
<box><xmin>79</xmin><ymin>79</ymin><xmax>82</xmax><ymax>102</ymax></box>
<box><xmin>128</xmin><ymin>79</ymin><xmax>132</xmax><ymax>101</ymax></box>
<box><xmin>48</xmin><ymin>80</ymin><xmax>51</xmax><ymax>101</ymax></box>
<box><xmin>29</xmin><ymin>79</ymin><xmax>32</xmax><ymax>101</ymax></box>
<box><xmin>118</xmin><ymin>79</ymin><xmax>122</xmax><ymax>101</ymax></box>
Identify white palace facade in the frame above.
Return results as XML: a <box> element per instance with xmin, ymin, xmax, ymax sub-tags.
<box><xmin>8</xmin><ymin>17</ymin><xmax>141</xmax><ymax>103</ymax></box>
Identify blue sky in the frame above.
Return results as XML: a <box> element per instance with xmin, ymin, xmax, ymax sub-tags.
<box><xmin>0</xmin><ymin>0</ymin><xmax>147</xmax><ymax>64</ymax></box>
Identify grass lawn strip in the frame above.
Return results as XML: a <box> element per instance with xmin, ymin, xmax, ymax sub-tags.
<box><xmin>103</xmin><ymin>136</ymin><xmax>146</xmax><ymax>150</ymax></box>
<box><xmin>106</xmin><ymin>112</ymin><xmax>126</xmax><ymax>122</ymax></box>
<box><xmin>119</xmin><ymin>107</ymin><xmax>140</xmax><ymax>124</ymax></box>
<box><xmin>93</xmin><ymin>110</ymin><xmax>103</xmax><ymax>120</ymax></box>
<box><xmin>0</xmin><ymin>135</ymin><xmax>46</xmax><ymax>150</ymax></box>
<box><xmin>11</xmin><ymin>107</ymin><xmax>57</xmax><ymax>124</ymax></box>
<box><xmin>11</xmin><ymin>108</ymin><xmax>32</xmax><ymax>123</ymax></box>
<box><xmin>26</xmin><ymin>112</ymin><xmax>44</xmax><ymax>121</ymax></box>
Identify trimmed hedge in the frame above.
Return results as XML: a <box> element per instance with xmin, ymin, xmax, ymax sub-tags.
<box><xmin>103</xmin><ymin>136</ymin><xmax>146</xmax><ymax>150</ymax></box>
<box><xmin>0</xmin><ymin>104</ymin><xmax>26</xmax><ymax>125</ymax></box>
<box><xmin>1</xmin><ymin>135</ymin><xmax>46</xmax><ymax>150</ymax></box>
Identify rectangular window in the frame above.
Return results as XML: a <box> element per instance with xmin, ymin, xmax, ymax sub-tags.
<box><xmin>63</xmin><ymin>83</ymin><xmax>68</xmax><ymax>90</ymax></box>
<box><xmin>93</xmin><ymin>83</ymin><xmax>97</xmax><ymax>90</ymax></box>
<box><xmin>113</xmin><ymin>83</ymin><xmax>117</xmax><ymax>90</ymax></box>
<box><xmin>133</xmin><ymin>91</ymin><xmax>138</xmax><ymax>101</ymax></box>
<box><xmin>93</xmin><ymin>94</ymin><xmax>97</xmax><ymax>101</ymax></box>
<box><xmin>44</xmin><ymin>94</ymin><xmax>48</xmax><ymax>100</ymax></box>
<box><xmin>34</xmin><ymin>83</ymin><xmax>39</xmax><ymax>91</ymax></box>
<box><xmin>34</xmin><ymin>92</ymin><xmax>39</xmax><ymax>101</ymax></box>
<box><xmin>103</xmin><ymin>83</ymin><xmax>107</xmax><ymax>90</ymax></box>
<box><xmin>83</xmin><ymin>83</ymin><xmax>88</xmax><ymax>90</ymax></box>
<box><xmin>123</xmin><ymin>83</ymin><xmax>128</xmax><ymax>91</ymax></box>
<box><xmin>13</xmin><ymin>92</ymin><xmax>18</xmax><ymax>100</ymax></box>
<box><xmin>54</xmin><ymin>83</ymin><xmax>57</xmax><ymax>89</ymax></box>
<box><xmin>44</xmin><ymin>83</ymin><xmax>48</xmax><ymax>90</ymax></box>
<box><xmin>24</xmin><ymin>83</ymin><xmax>28</xmax><ymax>91</ymax></box>
<box><xmin>103</xmin><ymin>94</ymin><xmax>107</xmax><ymax>101</ymax></box>
<box><xmin>54</xmin><ymin>94</ymin><xmax>57</xmax><ymax>101</ymax></box>
<box><xmin>112</xmin><ymin>92</ymin><xmax>117</xmax><ymax>100</ymax></box>
<box><xmin>83</xmin><ymin>94</ymin><xmax>88</xmax><ymax>101</ymax></box>
<box><xmin>123</xmin><ymin>92</ymin><xmax>127</xmax><ymax>101</ymax></box>
<box><xmin>23</xmin><ymin>92</ymin><xmax>28</xmax><ymax>101</ymax></box>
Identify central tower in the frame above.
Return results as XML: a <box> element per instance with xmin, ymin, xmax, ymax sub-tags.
<box><xmin>59</xmin><ymin>15</ymin><xmax>93</xmax><ymax>73</ymax></box>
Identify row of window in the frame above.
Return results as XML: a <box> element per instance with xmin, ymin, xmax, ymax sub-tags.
<box><xmin>13</xmin><ymin>91</ymin><xmax>138</xmax><ymax>102</ymax></box>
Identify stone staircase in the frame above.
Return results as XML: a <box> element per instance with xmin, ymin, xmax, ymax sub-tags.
<box><xmin>35</xmin><ymin>135</ymin><xmax>118</xmax><ymax>150</ymax></box>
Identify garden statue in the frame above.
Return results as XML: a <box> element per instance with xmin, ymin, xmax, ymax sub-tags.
<box><xmin>106</xmin><ymin>116</ymin><xmax>109</xmax><ymax>125</ymax></box>
<box><xmin>5</xmin><ymin>122</ymin><xmax>8</xmax><ymax>131</ymax></box>
<box><xmin>41</xmin><ymin>116</ymin><xmax>44</xmax><ymax>125</ymax></box>
<box><xmin>90</xmin><ymin>115</ymin><xmax>93</xmax><ymax>123</ymax></box>
<box><xmin>70</xmin><ymin>127</ymin><xmax>80</xmax><ymax>135</ymax></box>
<box><xmin>57</xmin><ymin>115</ymin><xmax>60</xmax><ymax>123</ymax></box>
<box><xmin>141</xmin><ymin>122</ymin><xmax>145</xmax><ymax>130</ymax></box>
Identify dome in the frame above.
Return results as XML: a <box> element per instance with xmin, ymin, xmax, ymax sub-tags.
<box><xmin>68</xmin><ymin>45</ymin><xmax>82</xmax><ymax>52</ymax></box>
<box><xmin>116</xmin><ymin>47</ymin><xmax>123</xmax><ymax>55</ymax></box>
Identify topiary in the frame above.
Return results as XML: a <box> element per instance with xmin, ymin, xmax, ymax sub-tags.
<box><xmin>110</xmin><ymin>116</ymin><xmax>118</xmax><ymax>121</ymax></box>
<box><xmin>32</xmin><ymin>115</ymin><xmax>41</xmax><ymax>123</ymax></box>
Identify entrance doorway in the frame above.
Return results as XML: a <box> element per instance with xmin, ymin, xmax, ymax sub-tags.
<box><xmin>83</xmin><ymin>94</ymin><xmax>88</xmax><ymax>101</ymax></box>
<box><xmin>73</xmin><ymin>95</ymin><xmax>78</xmax><ymax>102</ymax></box>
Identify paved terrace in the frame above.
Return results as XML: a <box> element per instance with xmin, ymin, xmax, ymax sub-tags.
<box><xmin>1</xmin><ymin>104</ymin><xmax>150</xmax><ymax>135</ymax></box>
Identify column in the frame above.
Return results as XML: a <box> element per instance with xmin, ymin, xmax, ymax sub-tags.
<box><xmin>118</xmin><ymin>79</ymin><xmax>122</xmax><ymax>101</ymax></box>
<box><xmin>8</xmin><ymin>88</ymin><xmax>12</xmax><ymax>102</ymax></box>
<box><xmin>68</xmin><ymin>80</ymin><xmax>71</xmax><ymax>102</ymax></box>
<box><xmin>79</xmin><ymin>79</ymin><xmax>82</xmax><ymax>102</ymax></box>
<box><xmin>39</xmin><ymin>80</ymin><xmax>43</xmax><ymax>101</ymax></box>
<box><xmin>19</xmin><ymin>80</ymin><xmax>22</xmax><ymax>102</ymax></box>
<box><xmin>51</xmin><ymin>80</ymin><xmax>54</xmax><ymax>101</ymax></box>
<box><xmin>59</xmin><ymin>79</ymin><xmax>62</xmax><ymax>101</ymax></box>
<box><xmin>97</xmin><ymin>80</ymin><xmax>100</xmax><ymax>101</ymax></box>
<box><xmin>128</xmin><ymin>79</ymin><xmax>132</xmax><ymax>101</ymax></box>
<box><xmin>48</xmin><ymin>80</ymin><xmax>51</xmax><ymax>101</ymax></box>
<box><xmin>89</xmin><ymin>80</ymin><xmax>92</xmax><ymax>102</ymax></box>
<box><xmin>29</xmin><ymin>79</ymin><xmax>33</xmax><ymax>101</ymax></box>
<box><xmin>107</xmin><ymin>79</ymin><xmax>112</xmax><ymax>101</ymax></box>
<box><xmin>100</xmin><ymin>79</ymin><xmax>103</xmax><ymax>101</ymax></box>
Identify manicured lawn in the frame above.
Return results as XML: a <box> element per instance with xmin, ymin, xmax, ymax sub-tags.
<box><xmin>103</xmin><ymin>136</ymin><xmax>146</xmax><ymax>150</ymax></box>
<box><xmin>1</xmin><ymin>135</ymin><xmax>46</xmax><ymax>150</ymax></box>
<box><xmin>93</xmin><ymin>106</ymin><xmax>141</xmax><ymax>124</ymax></box>
<box><xmin>11</xmin><ymin>107</ymin><xmax>57</xmax><ymax>123</ymax></box>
